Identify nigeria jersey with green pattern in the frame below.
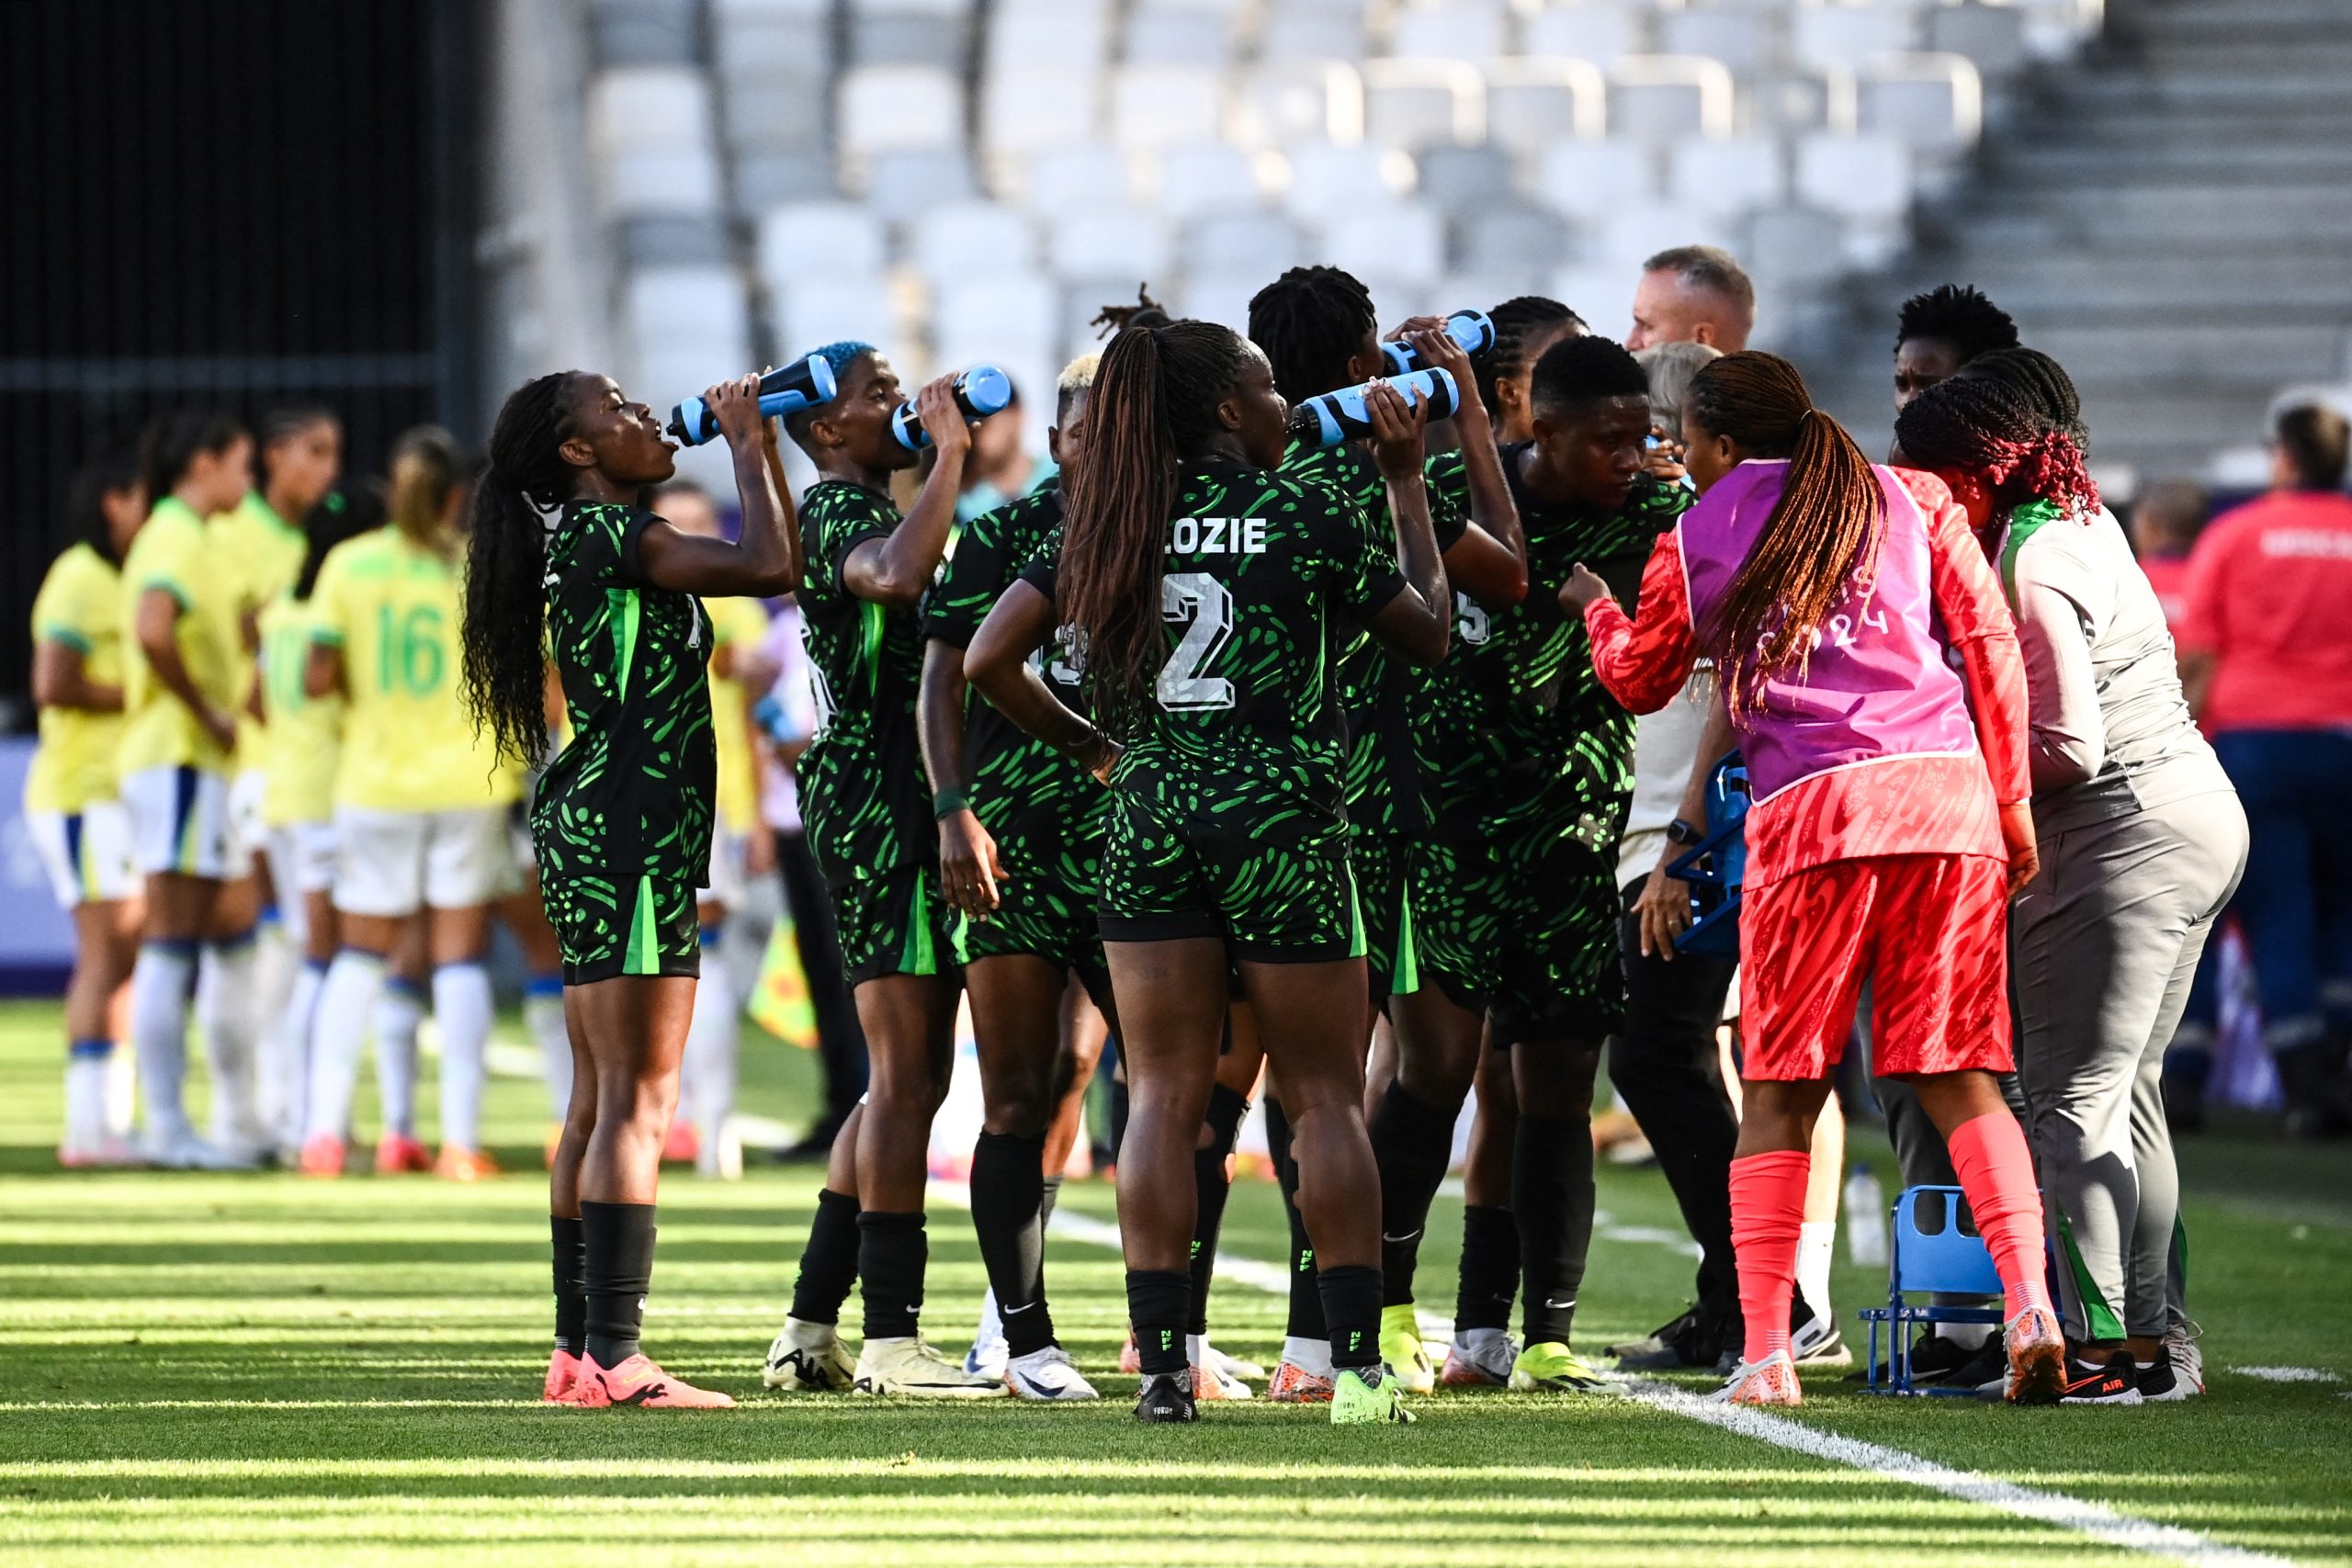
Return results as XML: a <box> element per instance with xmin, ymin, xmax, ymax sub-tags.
<box><xmin>921</xmin><ymin>481</ymin><xmax>1103</xmax><ymax>841</ymax></box>
<box><xmin>1419</xmin><ymin>452</ymin><xmax>1691</xmax><ymax>847</ymax></box>
<box><xmin>534</xmin><ymin>501</ymin><xmax>715</xmax><ymax>980</ymax></box>
<box><xmin>1277</xmin><ymin>439</ymin><xmax>1466</xmax><ymax>841</ymax></box>
<box><xmin>795</xmin><ymin>478</ymin><xmax>933</xmax><ymax>886</ymax></box>
<box><xmin>1019</xmin><ymin>460</ymin><xmax>1407</xmax><ymax>822</ymax></box>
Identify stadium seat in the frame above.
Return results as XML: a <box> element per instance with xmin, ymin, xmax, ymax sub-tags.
<box><xmin>1110</xmin><ymin>63</ymin><xmax>1227</xmax><ymax>152</ymax></box>
<box><xmin>909</xmin><ymin>201</ymin><xmax>1039</xmax><ymax>282</ymax></box>
<box><xmin>1526</xmin><ymin>139</ymin><xmax>1657</xmax><ymax>220</ymax></box>
<box><xmin>847</xmin><ymin>0</ymin><xmax>974</xmax><ymax>73</ymax></box>
<box><xmin>1048</xmin><ymin>209</ymin><xmax>1175</xmax><ymax>281</ymax></box>
<box><xmin>590</xmin><ymin>71</ymin><xmax>722</xmax><ymax>219</ymax></box>
<box><xmin>987</xmin><ymin>0</ymin><xmax>1114</xmax><ymax>73</ymax></box>
<box><xmin>1596</xmin><ymin>201</ymin><xmax>1730</xmax><ymax>271</ymax></box>
<box><xmin>1182</xmin><ymin>210</ymin><xmax>1310</xmax><ymax>278</ymax></box>
<box><xmin>1282</xmin><ymin>141</ymin><xmax>1414</xmax><ymax>228</ymax></box>
<box><xmin>1152</xmin><ymin>143</ymin><xmax>1270</xmax><ymax>222</ymax></box>
<box><xmin>1792</xmin><ymin>3</ymin><xmax>1917</xmax><ymax>73</ymax></box>
<box><xmin>1669</xmin><ymin>137</ymin><xmax>1787</xmax><ymax>219</ymax></box>
<box><xmin>734</xmin><ymin>150</ymin><xmax>838</xmax><ymax>210</ymax></box>
<box><xmin>1229</xmin><ymin>60</ymin><xmax>1367</xmax><ymax>148</ymax></box>
<box><xmin>1859</xmin><ymin>55</ymin><xmax>1984</xmax><ymax>155</ymax></box>
<box><xmin>1657</xmin><ymin>6</ymin><xmax>1781</xmax><ymax>79</ymax></box>
<box><xmin>625</xmin><ymin>265</ymin><xmax>754</xmax><ymax>370</ymax></box>
<box><xmin>931</xmin><ymin>273</ymin><xmax>1057</xmax><ymax>393</ymax></box>
<box><xmin>1020</xmin><ymin>146</ymin><xmax>1139</xmax><ymax>221</ymax></box>
<box><xmin>1547</xmin><ymin>262</ymin><xmax>1636</xmax><ymax>339</ymax></box>
<box><xmin>1363</xmin><ymin>58</ymin><xmax>1487</xmax><ymax>151</ymax></box>
<box><xmin>718</xmin><ymin>71</ymin><xmax>829</xmax><ymax>161</ymax></box>
<box><xmin>863</xmin><ymin>151</ymin><xmax>980</xmax><ymax>223</ymax></box>
<box><xmin>1260</xmin><ymin>0</ymin><xmax>1374</xmax><ymax>63</ymax></box>
<box><xmin>586</xmin><ymin>0</ymin><xmax>698</xmax><ymax>67</ymax></box>
<box><xmin>773</xmin><ymin>275</ymin><xmax>904</xmax><ymax>360</ymax></box>
<box><xmin>1927</xmin><ymin>1</ymin><xmax>2030</xmax><ymax>79</ymax></box>
<box><xmin>1383</xmin><ymin>0</ymin><xmax>1511</xmax><ymax>64</ymax></box>
<box><xmin>1174</xmin><ymin>271</ymin><xmax>1268</xmax><ymax>332</ymax></box>
<box><xmin>1125</xmin><ymin>0</ymin><xmax>1246</xmax><ymax>67</ymax></box>
<box><xmin>756</xmin><ymin>201</ymin><xmax>888</xmax><ymax>288</ymax></box>
<box><xmin>1518</xmin><ymin>2</ymin><xmax>1645</xmax><ymax>70</ymax></box>
<box><xmin>1320</xmin><ymin>201</ymin><xmax>1447</xmax><ymax>294</ymax></box>
<box><xmin>1793</xmin><ymin>133</ymin><xmax>1912</xmax><ymax>222</ymax></box>
<box><xmin>1414</xmin><ymin>144</ymin><xmax>1518</xmax><ymax>218</ymax></box>
<box><xmin>837</xmin><ymin>65</ymin><xmax>964</xmax><ymax>162</ymax></box>
<box><xmin>616</xmin><ymin>214</ymin><xmax>732</xmax><ymax>268</ymax></box>
<box><xmin>1609</xmin><ymin>55</ymin><xmax>1738</xmax><ymax>142</ymax></box>
<box><xmin>981</xmin><ymin>65</ymin><xmax>1100</xmax><ymax>163</ymax></box>
<box><xmin>1453</xmin><ymin>206</ymin><xmax>1572</xmax><ymax>282</ymax></box>
<box><xmin>1485</xmin><ymin>58</ymin><xmax>1608</xmax><ymax>154</ymax></box>
<box><xmin>1742</xmin><ymin>203</ymin><xmax>1850</xmax><ymax>288</ymax></box>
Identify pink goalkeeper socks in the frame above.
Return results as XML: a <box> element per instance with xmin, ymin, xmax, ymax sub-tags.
<box><xmin>1947</xmin><ymin>1111</ymin><xmax>2053</xmax><ymax>1319</ymax></box>
<box><xmin>1729</xmin><ymin>1149</ymin><xmax>1812</xmax><ymax>1365</ymax></box>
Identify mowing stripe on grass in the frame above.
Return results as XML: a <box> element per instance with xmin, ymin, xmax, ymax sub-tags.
<box><xmin>1017</xmin><ymin>1197</ymin><xmax>2299</xmax><ymax>1568</ymax></box>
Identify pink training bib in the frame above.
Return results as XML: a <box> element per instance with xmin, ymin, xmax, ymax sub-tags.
<box><xmin>1678</xmin><ymin>459</ymin><xmax>1980</xmax><ymax>803</ymax></box>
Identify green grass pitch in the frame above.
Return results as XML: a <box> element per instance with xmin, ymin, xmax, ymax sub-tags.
<box><xmin>1</xmin><ymin>998</ymin><xmax>2346</xmax><ymax>1565</ymax></box>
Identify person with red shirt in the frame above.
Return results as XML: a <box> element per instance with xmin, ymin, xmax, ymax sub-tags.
<box><xmin>1566</xmin><ymin>351</ymin><xmax>2063</xmax><ymax>1407</ymax></box>
<box><xmin>2177</xmin><ymin>403</ymin><xmax>2352</xmax><ymax>1137</ymax></box>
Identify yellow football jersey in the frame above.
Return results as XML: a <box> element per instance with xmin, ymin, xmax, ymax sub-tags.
<box><xmin>24</xmin><ymin>543</ymin><xmax>127</xmax><ymax>814</ymax></box>
<box><xmin>219</xmin><ymin>492</ymin><xmax>309</xmax><ymax>762</ymax></box>
<box><xmin>311</xmin><ymin>528</ymin><xmax>519</xmax><ymax>813</ymax></box>
<box><xmin>117</xmin><ymin>497</ymin><xmax>243</xmax><ymax>776</ymax></box>
<box><xmin>707</xmin><ymin>594</ymin><xmax>772</xmax><ymax>835</ymax></box>
<box><xmin>256</xmin><ymin>593</ymin><xmax>342</xmax><ymax>827</ymax></box>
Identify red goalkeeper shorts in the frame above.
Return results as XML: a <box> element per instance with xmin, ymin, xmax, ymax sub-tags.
<box><xmin>1740</xmin><ymin>852</ymin><xmax>2012</xmax><ymax>1081</ymax></box>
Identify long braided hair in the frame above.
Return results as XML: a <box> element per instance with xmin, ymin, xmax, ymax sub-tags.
<box><xmin>1056</xmin><ymin>319</ymin><xmax>1257</xmax><ymax>738</ymax></box>
<box><xmin>460</xmin><ymin>371</ymin><xmax>585</xmax><ymax>768</ymax></box>
<box><xmin>1475</xmin><ymin>295</ymin><xmax>1586</xmax><ymax>419</ymax></box>
<box><xmin>1687</xmin><ymin>352</ymin><xmax>1885</xmax><ymax>714</ymax></box>
<box><xmin>1894</xmin><ymin>357</ymin><xmax>2100</xmax><ymax>517</ymax></box>
<box><xmin>1247</xmin><ymin>265</ymin><xmax>1375</xmax><ymax>402</ymax></box>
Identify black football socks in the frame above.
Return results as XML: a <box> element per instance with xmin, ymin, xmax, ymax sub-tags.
<box><xmin>1516</xmin><ymin>1113</ymin><xmax>1597</xmax><ymax>1346</ymax></box>
<box><xmin>1126</xmin><ymin>1269</ymin><xmax>1190</xmax><ymax>1377</ymax></box>
<box><xmin>1267</xmin><ymin>1100</ymin><xmax>1328</xmax><ymax>1342</ymax></box>
<box><xmin>971</xmin><ymin>1129</ymin><xmax>1055</xmax><ymax>1357</ymax></box>
<box><xmin>550</xmin><ymin>1213</ymin><xmax>586</xmax><ymax>1355</ymax></box>
<box><xmin>857</xmin><ymin>1210</ymin><xmax>927</xmax><ymax>1342</ymax></box>
<box><xmin>789</xmin><ymin>1187</ymin><xmax>861</xmax><ymax>1325</ymax></box>
<box><xmin>1319</xmin><ymin>1264</ymin><xmax>1384</xmax><ymax>1371</ymax></box>
<box><xmin>1454</xmin><ymin>1202</ymin><xmax>1521</xmax><ymax>1334</ymax></box>
<box><xmin>1186</xmin><ymin>1084</ymin><xmax>1250</xmax><ymax>1336</ymax></box>
<box><xmin>1372</xmin><ymin>1079</ymin><xmax>1458</xmax><ymax>1308</ymax></box>
<box><xmin>581</xmin><ymin>1200</ymin><xmax>655</xmax><ymax>1367</ymax></box>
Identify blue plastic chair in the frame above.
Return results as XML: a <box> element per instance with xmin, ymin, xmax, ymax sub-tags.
<box><xmin>1669</xmin><ymin>750</ymin><xmax>1748</xmax><ymax>960</ymax></box>
<box><xmin>1859</xmin><ymin>1186</ymin><xmax>2006</xmax><ymax>1395</ymax></box>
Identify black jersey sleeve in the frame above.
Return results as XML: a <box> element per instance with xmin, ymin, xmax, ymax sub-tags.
<box><xmin>804</xmin><ymin>481</ymin><xmax>898</xmax><ymax>597</ymax></box>
<box><xmin>610</xmin><ymin>505</ymin><xmax>662</xmax><ymax>587</ymax></box>
<box><xmin>1322</xmin><ymin>497</ymin><xmax>1409</xmax><ymax>622</ymax></box>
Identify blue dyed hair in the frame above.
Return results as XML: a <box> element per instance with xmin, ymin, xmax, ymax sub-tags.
<box><xmin>787</xmin><ymin>340</ymin><xmax>879</xmax><ymax>447</ymax></box>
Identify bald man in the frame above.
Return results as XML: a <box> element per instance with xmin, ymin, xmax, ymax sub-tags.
<box><xmin>1626</xmin><ymin>245</ymin><xmax>1755</xmax><ymax>353</ymax></box>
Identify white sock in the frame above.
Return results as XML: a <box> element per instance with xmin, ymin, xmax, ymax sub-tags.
<box><xmin>1797</xmin><ymin>1219</ymin><xmax>1837</xmax><ymax>1321</ymax></box>
<box><xmin>306</xmin><ymin>951</ymin><xmax>385</xmax><ymax>1143</ymax></box>
<box><xmin>1454</xmin><ymin>1325</ymin><xmax>1510</xmax><ymax>1355</ymax></box>
<box><xmin>1281</xmin><ymin>1334</ymin><xmax>1333</xmax><ymax>1377</ymax></box>
<box><xmin>525</xmin><ymin>976</ymin><xmax>571</xmax><ymax>1120</ymax></box>
<box><xmin>270</xmin><ymin>961</ymin><xmax>328</xmax><ymax>1150</ymax></box>
<box><xmin>684</xmin><ymin>938</ymin><xmax>737</xmax><ymax>1151</ymax></box>
<box><xmin>198</xmin><ymin>934</ymin><xmax>264</xmax><ymax>1148</ymax></box>
<box><xmin>130</xmin><ymin>941</ymin><xmax>198</xmax><ymax>1145</ymax></box>
<box><xmin>1937</xmin><ymin>1322</ymin><xmax>1995</xmax><ymax>1350</ymax></box>
<box><xmin>64</xmin><ymin>1042</ymin><xmax>114</xmax><ymax>1151</ymax></box>
<box><xmin>373</xmin><ymin>978</ymin><xmax>425</xmax><ymax>1139</ymax></box>
<box><xmin>433</xmin><ymin>962</ymin><xmax>493</xmax><ymax>1154</ymax></box>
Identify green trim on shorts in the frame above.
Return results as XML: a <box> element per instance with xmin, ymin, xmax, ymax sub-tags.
<box><xmin>2054</xmin><ymin>1208</ymin><xmax>2126</xmax><ymax>1342</ymax></box>
<box><xmin>625</xmin><ymin>874</ymin><xmax>660</xmax><ymax>976</ymax></box>
<box><xmin>1391</xmin><ymin>877</ymin><xmax>1419</xmax><ymax>995</ymax></box>
<box><xmin>1345</xmin><ymin>864</ymin><xmax>1367</xmax><ymax>961</ymax></box>
<box><xmin>903</xmin><ymin>871</ymin><xmax>938</xmax><ymax>976</ymax></box>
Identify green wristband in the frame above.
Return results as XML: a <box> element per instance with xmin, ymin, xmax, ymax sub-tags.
<box><xmin>933</xmin><ymin>786</ymin><xmax>971</xmax><ymax>820</ymax></box>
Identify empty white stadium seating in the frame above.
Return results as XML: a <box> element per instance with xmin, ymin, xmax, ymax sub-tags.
<box><xmin>1792</xmin><ymin>3</ymin><xmax>1917</xmax><ymax>73</ymax></box>
<box><xmin>909</xmin><ymin>201</ymin><xmax>1038</xmax><ymax>282</ymax></box>
<box><xmin>1385</xmin><ymin>0</ymin><xmax>1512</xmax><ymax>64</ymax></box>
<box><xmin>772</xmin><ymin>275</ymin><xmax>904</xmax><ymax>361</ymax></box>
<box><xmin>1020</xmin><ymin>146</ymin><xmax>1139</xmax><ymax>221</ymax></box>
<box><xmin>1657</xmin><ymin>6</ymin><xmax>1781</xmax><ymax>78</ymax></box>
<box><xmin>1110</xmin><ymin>64</ymin><xmax>1226</xmax><ymax>152</ymax></box>
<box><xmin>1152</xmin><ymin>143</ymin><xmax>1271</xmax><ymax>222</ymax></box>
<box><xmin>1609</xmin><ymin>55</ymin><xmax>1737</xmax><ymax>141</ymax></box>
<box><xmin>1321</xmin><ymin>202</ymin><xmax>1448</xmax><ymax>295</ymax></box>
<box><xmin>1793</xmin><ymin>132</ymin><xmax>1913</xmax><ymax>222</ymax></box>
<box><xmin>1261</xmin><ymin>0</ymin><xmax>1374</xmax><ymax>63</ymax></box>
<box><xmin>1228</xmin><ymin>60</ymin><xmax>1366</xmax><ymax>147</ymax></box>
<box><xmin>1282</xmin><ymin>141</ymin><xmax>1415</xmax><ymax>228</ymax></box>
<box><xmin>1182</xmin><ymin>210</ymin><xmax>1310</xmax><ymax>277</ymax></box>
<box><xmin>1669</xmin><ymin>136</ymin><xmax>1787</xmax><ymax>218</ymax></box>
<box><xmin>756</xmin><ymin>201</ymin><xmax>887</xmax><ymax>288</ymax></box>
<box><xmin>1528</xmin><ymin>140</ymin><xmax>1657</xmax><ymax>218</ymax></box>
<box><xmin>1363</xmin><ymin>58</ymin><xmax>1487</xmax><ymax>150</ymax></box>
<box><xmin>847</xmin><ymin>0</ymin><xmax>973</xmax><ymax>73</ymax></box>
<box><xmin>1126</xmin><ymin>0</ymin><xmax>1247</xmax><ymax>67</ymax></box>
<box><xmin>1519</xmin><ymin>2</ymin><xmax>1645</xmax><ymax>69</ymax></box>
<box><xmin>836</xmin><ymin>64</ymin><xmax>964</xmax><ymax>163</ymax></box>
<box><xmin>1858</xmin><ymin>55</ymin><xmax>1983</xmax><ymax>154</ymax></box>
<box><xmin>863</xmin><ymin>151</ymin><xmax>978</xmax><ymax>224</ymax></box>
<box><xmin>1049</xmin><ymin>209</ymin><xmax>1175</xmax><ymax>282</ymax></box>
<box><xmin>1485</xmin><ymin>57</ymin><xmax>1608</xmax><ymax>152</ymax></box>
<box><xmin>588</xmin><ymin>69</ymin><xmax>720</xmax><ymax>219</ymax></box>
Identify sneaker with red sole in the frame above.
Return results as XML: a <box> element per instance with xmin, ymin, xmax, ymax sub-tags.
<box><xmin>543</xmin><ymin>1348</ymin><xmax>583</xmax><ymax>1404</ymax></box>
<box><xmin>435</xmin><ymin>1145</ymin><xmax>501</xmax><ymax>1182</ymax></box>
<box><xmin>2061</xmin><ymin>1350</ymin><xmax>2143</xmax><ymax>1405</ymax></box>
<box><xmin>2005</xmin><ymin>1306</ymin><xmax>2066</xmax><ymax>1406</ymax></box>
<box><xmin>1266</xmin><ymin>1360</ymin><xmax>1335</xmax><ymax>1404</ymax></box>
<box><xmin>374</xmin><ymin>1133</ymin><xmax>432</xmax><ymax>1174</ymax></box>
<box><xmin>299</xmin><ymin>1134</ymin><xmax>347</xmax><ymax>1179</ymax></box>
<box><xmin>575</xmin><ymin>1352</ymin><xmax>735</xmax><ymax>1409</ymax></box>
<box><xmin>1710</xmin><ymin>1350</ymin><xmax>1803</xmax><ymax>1406</ymax></box>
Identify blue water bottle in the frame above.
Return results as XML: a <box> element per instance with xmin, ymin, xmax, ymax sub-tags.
<box><xmin>891</xmin><ymin>365</ymin><xmax>1015</xmax><ymax>451</ymax></box>
<box><xmin>1381</xmin><ymin>310</ymin><xmax>1497</xmax><ymax>376</ymax></box>
<box><xmin>667</xmin><ymin>354</ymin><xmax>839</xmax><ymax>446</ymax></box>
<box><xmin>1289</xmin><ymin>367</ymin><xmax>1459</xmax><ymax>448</ymax></box>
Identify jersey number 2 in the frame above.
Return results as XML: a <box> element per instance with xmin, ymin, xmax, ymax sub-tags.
<box><xmin>1157</xmin><ymin>572</ymin><xmax>1234</xmax><ymax>712</ymax></box>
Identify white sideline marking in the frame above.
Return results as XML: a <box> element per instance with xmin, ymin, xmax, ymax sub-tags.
<box><xmin>2230</xmin><ymin>1365</ymin><xmax>2337</xmax><ymax>1383</ymax></box>
<box><xmin>1014</xmin><ymin>1194</ymin><xmax>2296</xmax><ymax>1568</ymax></box>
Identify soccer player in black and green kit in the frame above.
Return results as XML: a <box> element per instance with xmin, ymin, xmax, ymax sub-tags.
<box><xmin>916</xmin><ymin>352</ymin><xmax>1106</xmax><ymax>1400</ymax></box>
<box><xmin>759</xmin><ymin>344</ymin><xmax>1004</xmax><ymax>1398</ymax></box>
<box><xmin>1415</xmin><ymin>333</ymin><xmax>1694</xmax><ymax>1392</ymax></box>
<box><xmin>1242</xmin><ymin>265</ymin><xmax>1527</xmax><ymax>1399</ymax></box>
<box><xmin>460</xmin><ymin>371</ymin><xmax>797</xmax><ymax>1409</ymax></box>
<box><xmin>965</xmin><ymin>318</ymin><xmax>1453</xmax><ymax>1425</ymax></box>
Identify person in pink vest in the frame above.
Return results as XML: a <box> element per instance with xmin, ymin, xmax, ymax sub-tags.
<box><xmin>1565</xmin><ymin>351</ymin><xmax>2064</xmax><ymax>1407</ymax></box>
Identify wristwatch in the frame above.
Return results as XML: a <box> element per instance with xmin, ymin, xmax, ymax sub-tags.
<box><xmin>1666</xmin><ymin>817</ymin><xmax>1704</xmax><ymax>847</ymax></box>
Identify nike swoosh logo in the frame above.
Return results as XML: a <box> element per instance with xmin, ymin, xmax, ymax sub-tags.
<box><xmin>1544</xmin><ymin>1297</ymin><xmax>1577</xmax><ymax>1310</ymax></box>
<box><xmin>1381</xmin><ymin>1230</ymin><xmax>1422</xmax><ymax>1245</ymax></box>
<box><xmin>1003</xmin><ymin>1302</ymin><xmax>1036</xmax><ymax>1315</ymax></box>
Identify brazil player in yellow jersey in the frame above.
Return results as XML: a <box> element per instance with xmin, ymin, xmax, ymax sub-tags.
<box><xmin>652</xmin><ymin>480</ymin><xmax>775</xmax><ymax>1180</ymax></box>
<box><xmin>119</xmin><ymin>410</ymin><xmax>261</xmax><ymax>1168</ymax></box>
<box><xmin>26</xmin><ymin>442</ymin><xmax>148</xmax><ymax>1166</ymax></box>
<box><xmin>254</xmin><ymin>487</ymin><xmax>382</xmax><ymax>1158</ymax></box>
<box><xmin>300</xmin><ymin>428</ymin><xmax>522</xmax><ymax>1180</ymax></box>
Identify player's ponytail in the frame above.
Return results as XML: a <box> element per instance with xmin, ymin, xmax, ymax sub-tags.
<box><xmin>388</xmin><ymin>425</ymin><xmax>465</xmax><ymax>557</ymax></box>
<box><xmin>1057</xmin><ymin>319</ymin><xmax>1255</xmax><ymax>737</ymax></box>
<box><xmin>1688</xmin><ymin>351</ymin><xmax>1884</xmax><ymax>714</ymax></box>
<box><xmin>1894</xmin><ymin>358</ymin><xmax>2100</xmax><ymax>518</ymax></box>
<box><xmin>460</xmin><ymin>370</ymin><xmax>582</xmax><ymax>768</ymax></box>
